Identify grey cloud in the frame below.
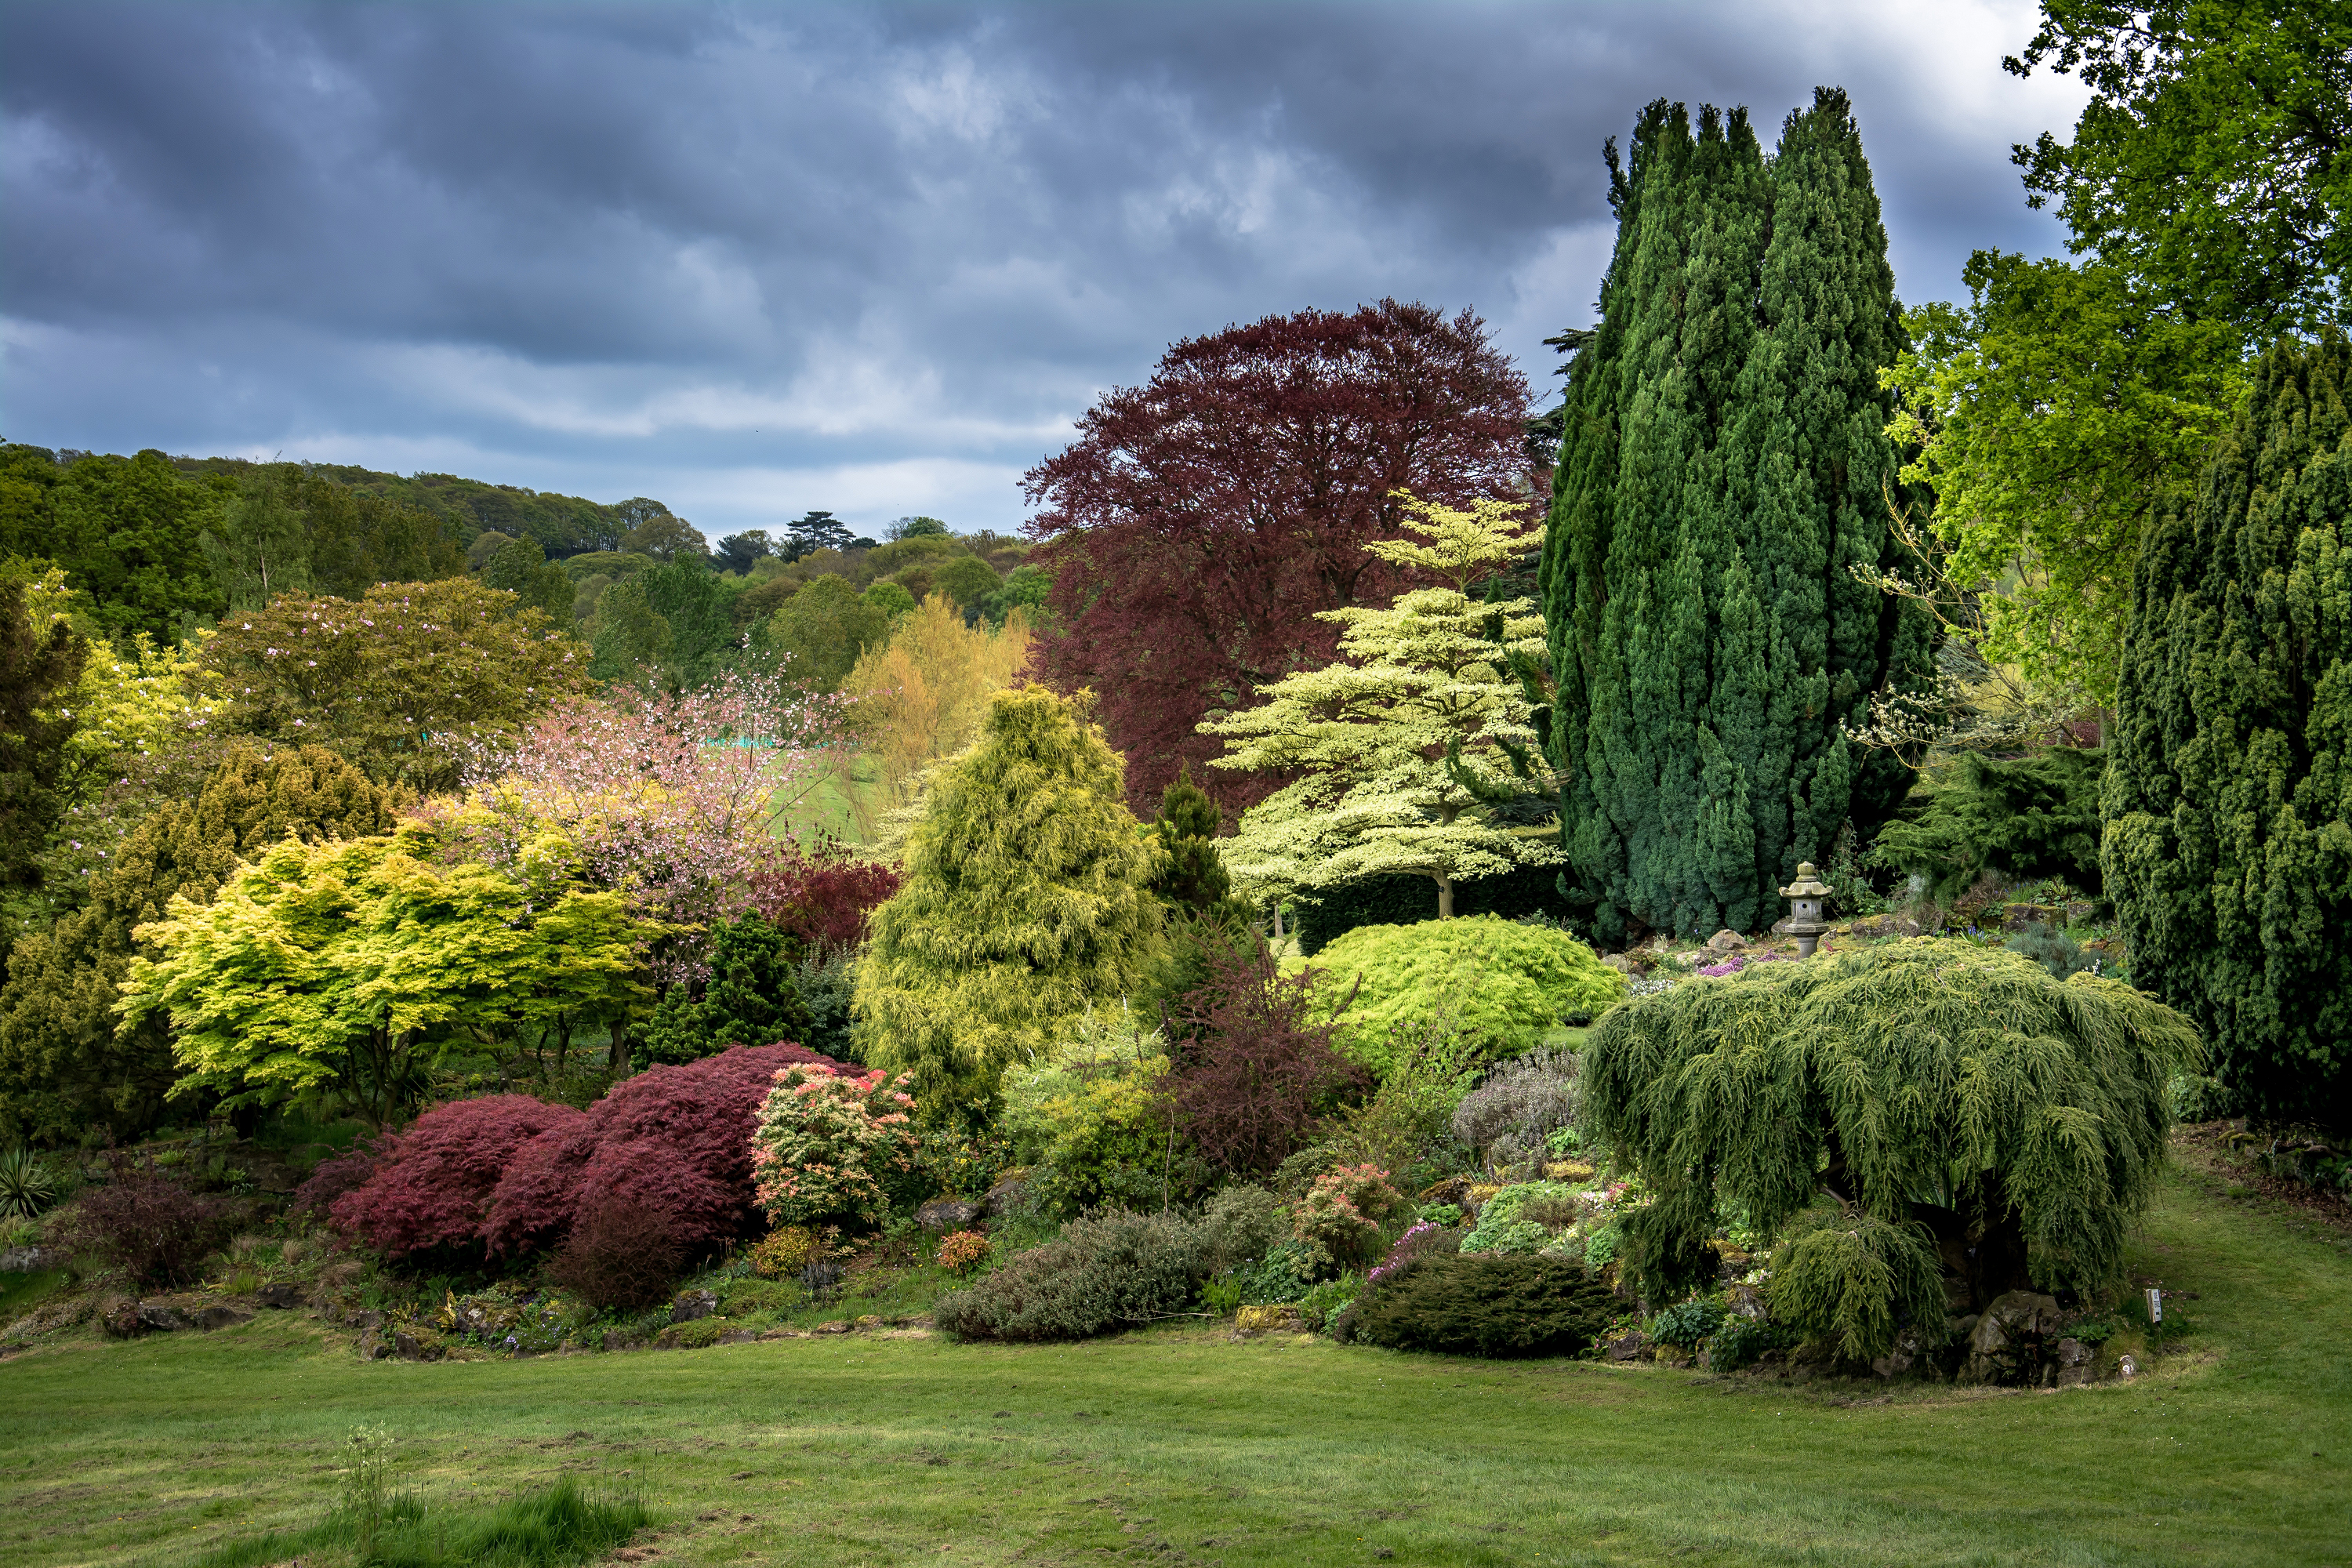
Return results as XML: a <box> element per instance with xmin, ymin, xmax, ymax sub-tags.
<box><xmin>1</xmin><ymin>2</ymin><xmax>2085</xmax><ymax>535</ymax></box>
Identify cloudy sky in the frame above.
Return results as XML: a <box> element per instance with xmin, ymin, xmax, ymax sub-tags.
<box><xmin>2</xmin><ymin>2</ymin><xmax>2090</xmax><ymax>539</ymax></box>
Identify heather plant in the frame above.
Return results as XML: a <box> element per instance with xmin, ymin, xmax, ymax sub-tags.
<box><xmin>749</xmin><ymin>1064</ymin><xmax>918</xmax><ymax>1229</ymax></box>
<box><xmin>1451</xmin><ymin>1048</ymin><xmax>1581</xmax><ymax>1174</ymax></box>
<box><xmin>932</xmin><ymin>1208</ymin><xmax>1208</xmax><ymax>1342</ymax></box>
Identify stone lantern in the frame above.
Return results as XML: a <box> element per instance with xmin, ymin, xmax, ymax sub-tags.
<box><xmin>1779</xmin><ymin>861</ymin><xmax>1832</xmax><ymax>958</ymax></box>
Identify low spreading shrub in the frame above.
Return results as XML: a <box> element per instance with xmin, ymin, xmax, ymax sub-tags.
<box><xmin>1295</xmin><ymin>1273</ymin><xmax>1360</xmax><ymax>1333</ymax></box>
<box><xmin>750</xmin><ymin>1065</ymin><xmax>917</xmax><ymax>1229</ymax></box>
<box><xmin>1196</xmin><ymin>1183</ymin><xmax>1284</xmax><ymax>1273</ymax></box>
<box><xmin>720</xmin><ymin>1277</ymin><xmax>796</xmax><ymax>1316</ymax></box>
<box><xmin>1292</xmin><ymin>1164</ymin><xmax>1403</xmax><ymax>1269</ymax></box>
<box><xmin>1459</xmin><ymin>1182</ymin><xmax>1581</xmax><ymax>1255</ymax></box>
<box><xmin>329</xmin><ymin>1095</ymin><xmax>584</xmax><ymax>1259</ymax></box>
<box><xmin>750</xmin><ymin>1225</ymin><xmax>824</xmax><ymax>1279</ymax></box>
<box><xmin>68</xmin><ymin>1152</ymin><xmax>231</xmax><ymax>1288</ymax></box>
<box><xmin>931</xmin><ymin>1209</ymin><xmax>1207</xmax><ymax>1342</ymax></box>
<box><xmin>936</xmin><ymin>1229</ymin><xmax>991</xmax><ymax>1273</ymax></box>
<box><xmin>1451</xmin><ymin>1048</ymin><xmax>1581</xmax><ymax>1172</ymax></box>
<box><xmin>1295</xmin><ymin>916</ymin><xmax>1627</xmax><ymax>1073</ymax></box>
<box><xmin>1706</xmin><ymin>1314</ymin><xmax>1788</xmax><ymax>1371</ymax></box>
<box><xmin>1337</xmin><ymin>1252</ymin><xmax>1617</xmax><ymax>1357</ymax></box>
<box><xmin>543</xmin><ymin>1191</ymin><xmax>684</xmax><ymax>1312</ymax></box>
<box><xmin>1647</xmin><ymin>1294</ymin><xmax>1728</xmax><ymax>1350</ymax></box>
<box><xmin>484</xmin><ymin>1042</ymin><xmax>847</xmax><ymax>1258</ymax></box>
<box><xmin>2005</xmin><ymin>921</ymin><xmax>2095</xmax><ymax>980</ymax></box>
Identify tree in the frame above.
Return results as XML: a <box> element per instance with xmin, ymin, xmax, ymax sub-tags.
<box><xmin>1025</xmin><ymin>299</ymin><xmax>1538</xmax><ymax>815</ymax></box>
<box><xmin>0</xmin><ymin>576</ymin><xmax>85</xmax><ymax>902</ymax></box>
<box><xmin>2006</xmin><ymin>0</ymin><xmax>2350</xmax><ymax>341</ymax></box>
<box><xmin>887</xmin><ymin>516</ymin><xmax>951</xmax><ymax>541</ymax></box>
<box><xmin>206</xmin><ymin>577</ymin><xmax>587</xmax><ymax>789</ymax></box>
<box><xmin>931</xmin><ymin>554</ymin><xmax>1003</xmax><ymax>612</ymax></box>
<box><xmin>482</xmin><ymin>535</ymin><xmax>575</xmax><ymax>624</ymax></box>
<box><xmin>854</xmin><ymin>686</ymin><xmax>1165</xmax><ymax>1116</ymax></box>
<box><xmin>1168</xmin><ymin>935</ymin><xmax>1364</xmax><ymax>1176</ymax></box>
<box><xmin>0</xmin><ymin>745</ymin><xmax>405</xmax><ymax>1143</ymax></box>
<box><xmin>1870</xmin><ymin>746</ymin><xmax>2105</xmax><ymax>901</ymax></box>
<box><xmin>620</xmin><ymin>509</ymin><xmax>706</xmax><ymax>563</ymax></box>
<box><xmin>586</xmin><ymin>576</ymin><xmax>673</xmax><ymax>683</ymax></box>
<box><xmin>714</xmin><ymin>530</ymin><xmax>773</xmax><ymax>575</ymax></box>
<box><xmin>118</xmin><ymin>822</ymin><xmax>648</xmax><ymax>1128</ymax></box>
<box><xmin>2</xmin><ymin>447</ymin><xmax>226</xmax><ymax>643</ymax></box>
<box><xmin>785</xmin><ymin>511</ymin><xmax>855</xmax><ymax>560</ymax></box>
<box><xmin>636</xmin><ymin>559</ymin><xmax>737</xmax><ymax>689</ymax></box>
<box><xmin>1582</xmin><ymin>941</ymin><xmax>2198</xmax><ymax>1352</ymax></box>
<box><xmin>201</xmin><ymin>463</ymin><xmax>464</xmax><ymax>610</ymax></box>
<box><xmin>1542</xmin><ymin>93</ymin><xmax>1937</xmax><ymax>943</ymax></box>
<box><xmin>1207</xmin><ymin>494</ymin><xmax>1562</xmax><ymax>920</ymax></box>
<box><xmin>1145</xmin><ymin>768</ymin><xmax>1232</xmax><ymax>916</ymax></box>
<box><xmin>840</xmin><ymin>594</ymin><xmax>1034</xmax><ymax>826</ymax></box>
<box><xmin>752</xmin><ymin>575</ymin><xmax>888</xmax><ymax>693</ymax></box>
<box><xmin>2103</xmin><ymin>334</ymin><xmax>2352</xmax><ymax>1131</ymax></box>
<box><xmin>633</xmin><ymin>911</ymin><xmax>811</xmax><ymax>1071</ymax></box>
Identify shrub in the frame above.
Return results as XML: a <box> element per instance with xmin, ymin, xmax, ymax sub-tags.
<box><xmin>1236</xmin><ymin>1239</ymin><xmax>1319</xmax><ymax>1303</ymax></box>
<box><xmin>1292</xmin><ymin>1164</ymin><xmax>1403</xmax><ymax>1269</ymax></box>
<box><xmin>750</xmin><ymin>1225</ymin><xmax>824</xmax><ymax>1279</ymax></box>
<box><xmin>750</xmin><ymin>1065</ymin><xmax>918</xmax><ymax>1229</ymax></box>
<box><xmin>1451</xmin><ymin>1049</ymin><xmax>1581</xmax><ymax>1171</ymax></box>
<box><xmin>1458</xmin><ymin>1181</ymin><xmax>1583</xmax><ymax>1256</ymax></box>
<box><xmin>544</xmin><ymin>1191</ymin><xmax>684</xmax><ymax>1312</ymax></box>
<box><xmin>1869</xmin><ymin>747</ymin><xmax>2105</xmax><ymax>902</ymax></box>
<box><xmin>1313</xmin><ymin>1016</ymin><xmax>1482</xmax><ymax>1190</ymax></box>
<box><xmin>2167</xmin><ymin>1073</ymin><xmax>2233</xmax><ymax>1123</ymax></box>
<box><xmin>633</xmin><ymin>913</ymin><xmax>812</xmax><ymax>1071</ymax></box>
<box><xmin>1001</xmin><ymin>1005</ymin><xmax>1200</xmax><ymax>1217</ymax></box>
<box><xmin>0</xmin><ymin>1145</ymin><xmax>58</xmax><ymax>1218</ymax></box>
<box><xmin>2005</xmin><ymin>921</ymin><xmax>2094</xmax><ymax>981</ymax></box>
<box><xmin>1764</xmin><ymin>1201</ymin><xmax>1947</xmax><ymax>1363</ymax></box>
<box><xmin>1196</xmin><ymin>1183</ymin><xmax>1284</xmax><ymax>1273</ymax></box>
<box><xmin>69</xmin><ymin>1155</ymin><xmax>230</xmax><ymax>1288</ymax></box>
<box><xmin>720</xmin><ymin>1277</ymin><xmax>795</xmax><ymax>1316</ymax></box>
<box><xmin>1707</xmin><ymin>1314</ymin><xmax>1788</xmax><ymax>1371</ymax></box>
<box><xmin>937</xmin><ymin>1229</ymin><xmax>991</xmax><ymax>1273</ymax></box>
<box><xmin>484</xmin><ymin>1042</ymin><xmax>847</xmax><ymax>1258</ymax></box>
<box><xmin>1581</xmin><ymin>939</ymin><xmax>2198</xmax><ymax>1327</ymax></box>
<box><xmin>1168</xmin><ymin>935</ymin><xmax>1365</xmax><ymax>1176</ymax></box>
<box><xmin>931</xmin><ymin>1209</ymin><xmax>1207</xmax><ymax>1342</ymax></box>
<box><xmin>1339</xmin><ymin>1253</ymin><xmax>1617</xmax><ymax>1357</ymax></box>
<box><xmin>292</xmin><ymin>1145</ymin><xmax>383</xmax><ymax>1220</ymax></box>
<box><xmin>328</xmin><ymin>1095</ymin><xmax>583</xmax><ymax>1259</ymax></box>
<box><xmin>1647</xmin><ymin>1294</ymin><xmax>1728</xmax><ymax>1351</ymax></box>
<box><xmin>748</xmin><ymin>848</ymin><xmax>900</xmax><ymax>950</ymax></box>
<box><xmin>1295</xmin><ymin>916</ymin><xmax>1627</xmax><ymax>1074</ymax></box>
<box><xmin>1296</xmin><ymin>1274</ymin><xmax>1360</xmax><ymax>1334</ymax></box>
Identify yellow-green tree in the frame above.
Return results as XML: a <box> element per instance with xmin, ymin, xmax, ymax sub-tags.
<box><xmin>854</xmin><ymin>686</ymin><xmax>1163</xmax><ymax>1117</ymax></box>
<box><xmin>1203</xmin><ymin>493</ymin><xmax>1560</xmax><ymax>919</ymax></box>
<box><xmin>118</xmin><ymin>821</ymin><xmax>645</xmax><ymax>1127</ymax></box>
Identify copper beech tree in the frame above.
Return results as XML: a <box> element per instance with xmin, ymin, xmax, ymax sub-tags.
<box><xmin>1022</xmin><ymin>299</ymin><xmax>1538</xmax><ymax>815</ymax></box>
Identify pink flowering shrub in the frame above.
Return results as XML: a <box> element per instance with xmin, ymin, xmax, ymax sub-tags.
<box><xmin>936</xmin><ymin>1229</ymin><xmax>992</xmax><ymax>1274</ymax></box>
<box><xmin>329</xmin><ymin>1094</ymin><xmax>584</xmax><ymax>1258</ymax></box>
<box><xmin>1294</xmin><ymin>1163</ymin><xmax>1404</xmax><ymax>1268</ymax></box>
<box><xmin>482</xmin><ymin>1042</ymin><xmax>847</xmax><ymax>1258</ymax></box>
<box><xmin>750</xmin><ymin>1065</ymin><xmax>919</xmax><ymax>1229</ymax></box>
<box><xmin>1694</xmin><ymin>952</ymin><xmax>1792</xmax><ymax>979</ymax></box>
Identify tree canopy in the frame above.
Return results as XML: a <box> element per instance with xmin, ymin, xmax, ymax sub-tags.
<box><xmin>1025</xmin><ymin>299</ymin><xmax>1538</xmax><ymax>815</ymax></box>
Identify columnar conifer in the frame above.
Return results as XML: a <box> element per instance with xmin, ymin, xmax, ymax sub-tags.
<box><xmin>2103</xmin><ymin>333</ymin><xmax>2352</xmax><ymax>1130</ymax></box>
<box><xmin>1541</xmin><ymin>90</ymin><xmax>1936</xmax><ymax>942</ymax></box>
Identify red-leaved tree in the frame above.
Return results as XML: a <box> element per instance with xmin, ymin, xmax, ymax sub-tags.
<box><xmin>481</xmin><ymin>1042</ymin><xmax>847</xmax><ymax>1259</ymax></box>
<box><xmin>1170</xmin><ymin>938</ymin><xmax>1366</xmax><ymax>1176</ymax></box>
<box><xmin>328</xmin><ymin>1094</ymin><xmax>586</xmax><ymax>1260</ymax></box>
<box><xmin>746</xmin><ymin>848</ymin><xmax>900</xmax><ymax>951</ymax></box>
<box><xmin>1023</xmin><ymin>299</ymin><xmax>1537</xmax><ymax>813</ymax></box>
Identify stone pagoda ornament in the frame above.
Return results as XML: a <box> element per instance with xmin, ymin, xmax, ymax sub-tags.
<box><xmin>1779</xmin><ymin>862</ymin><xmax>1832</xmax><ymax>959</ymax></box>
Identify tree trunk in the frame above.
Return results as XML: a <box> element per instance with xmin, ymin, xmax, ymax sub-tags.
<box><xmin>1436</xmin><ymin>874</ymin><xmax>1454</xmax><ymax>919</ymax></box>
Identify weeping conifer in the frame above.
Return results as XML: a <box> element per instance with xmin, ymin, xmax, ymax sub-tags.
<box><xmin>2103</xmin><ymin>333</ymin><xmax>2352</xmax><ymax>1131</ymax></box>
<box><xmin>1541</xmin><ymin>89</ymin><xmax>1935</xmax><ymax>942</ymax></box>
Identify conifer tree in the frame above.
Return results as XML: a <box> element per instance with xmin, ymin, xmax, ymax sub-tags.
<box><xmin>1207</xmin><ymin>494</ymin><xmax>1562</xmax><ymax>920</ymax></box>
<box><xmin>1541</xmin><ymin>90</ymin><xmax>1936</xmax><ymax>942</ymax></box>
<box><xmin>2104</xmin><ymin>334</ymin><xmax>2352</xmax><ymax>1131</ymax></box>
<box><xmin>853</xmin><ymin>685</ymin><xmax>1164</xmax><ymax>1117</ymax></box>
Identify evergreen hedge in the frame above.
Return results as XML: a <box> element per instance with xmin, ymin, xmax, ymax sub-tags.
<box><xmin>2104</xmin><ymin>333</ymin><xmax>2352</xmax><ymax>1131</ymax></box>
<box><xmin>1337</xmin><ymin>1253</ymin><xmax>1617</xmax><ymax>1358</ymax></box>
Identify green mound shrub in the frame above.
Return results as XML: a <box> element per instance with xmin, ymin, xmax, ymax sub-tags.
<box><xmin>1458</xmin><ymin>1181</ymin><xmax>1582</xmax><ymax>1256</ymax></box>
<box><xmin>931</xmin><ymin>1209</ymin><xmax>1207</xmax><ymax>1342</ymax></box>
<box><xmin>1295</xmin><ymin>915</ymin><xmax>1625</xmax><ymax>1075</ymax></box>
<box><xmin>1337</xmin><ymin>1253</ymin><xmax>1617</xmax><ymax>1358</ymax></box>
<box><xmin>1581</xmin><ymin>939</ymin><xmax>2199</xmax><ymax>1357</ymax></box>
<box><xmin>1868</xmin><ymin>747</ymin><xmax>2104</xmax><ymax>901</ymax></box>
<box><xmin>634</xmin><ymin>913</ymin><xmax>811</xmax><ymax>1070</ymax></box>
<box><xmin>1764</xmin><ymin>1201</ymin><xmax>1947</xmax><ymax>1364</ymax></box>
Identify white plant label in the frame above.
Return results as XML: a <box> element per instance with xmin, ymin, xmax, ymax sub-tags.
<box><xmin>2147</xmin><ymin>1287</ymin><xmax>2162</xmax><ymax>1323</ymax></box>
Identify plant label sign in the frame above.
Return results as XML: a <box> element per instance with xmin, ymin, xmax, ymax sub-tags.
<box><xmin>2147</xmin><ymin>1287</ymin><xmax>2162</xmax><ymax>1323</ymax></box>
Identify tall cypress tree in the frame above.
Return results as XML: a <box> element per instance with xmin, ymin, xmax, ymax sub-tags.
<box><xmin>1541</xmin><ymin>89</ymin><xmax>1933</xmax><ymax>942</ymax></box>
<box><xmin>2103</xmin><ymin>333</ymin><xmax>2351</xmax><ymax>1131</ymax></box>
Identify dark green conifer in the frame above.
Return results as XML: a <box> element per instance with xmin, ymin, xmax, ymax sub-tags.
<box><xmin>1541</xmin><ymin>89</ymin><xmax>1935</xmax><ymax>942</ymax></box>
<box><xmin>2104</xmin><ymin>333</ymin><xmax>2351</xmax><ymax>1131</ymax></box>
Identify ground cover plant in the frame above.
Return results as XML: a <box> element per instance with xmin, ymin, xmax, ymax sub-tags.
<box><xmin>2</xmin><ymin>1160</ymin><xmax>2347</xmax><ymax>1567</ymax></box>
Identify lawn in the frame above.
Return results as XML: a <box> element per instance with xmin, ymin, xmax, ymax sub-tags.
<box><xmin>3</xmin><ymin>1160</ymin><xmax>2347</xmax><ymax>1568</ymax></box>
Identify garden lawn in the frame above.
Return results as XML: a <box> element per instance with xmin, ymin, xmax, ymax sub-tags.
<box><xmin>3</xmin><ymin>1163</ymin><xmax>2347</xmax><ymax>1568</ymax></box>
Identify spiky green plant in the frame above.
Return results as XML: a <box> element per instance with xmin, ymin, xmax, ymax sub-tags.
<box><xmin>0</xmin><ymin>1145</ymin><xmax>57</xmax><ymax>1218</ymax></box>
<box><xmin>1581</xmin><ymin>940</ymin><xmax>2198</xmax><ymax>1356</ymax></box>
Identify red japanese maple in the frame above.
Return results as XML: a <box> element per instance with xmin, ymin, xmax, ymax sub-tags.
<box><xmin>1022</xmin><ymin>299</ymin><xmax>1536</xmax><ymax>813</ymax></box>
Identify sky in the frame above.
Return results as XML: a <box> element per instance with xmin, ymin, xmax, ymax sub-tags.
<box><xmin>0</xmin><ymin>1</ymin><xmax>2092</xmax><ymax>541</ymax></box>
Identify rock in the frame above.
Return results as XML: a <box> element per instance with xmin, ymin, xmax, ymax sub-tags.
<box><xmin>671</xmin><ymin>1289</ymin><xmax>719</xmax><ymax>1323</ymax></box>
<box><xmin>853</xmin><ymin>1314</ymin><xmax>882</xmax><ymax>1331</ymax></box>
<box><xmin>2001</xmin><ymin>902</ymin><xmax>2061</xmax><ymax>932</ymax></box>
<box><xmin>2053</xmin><ymin>1337</ymin><xmax>2096</xmax><ymax>1387</ymax></box>
<box><xmin>136</xmin><ymin>1301</ymin><xmax>184</xmax><ymax>1333</ymax></box>
<box><xmin>981</xmin><ymin>1175</ymin><xmax>1030</xmax><ymax>1219</ymax></box>
<box><xmin>2118</xmin><ymin>1353</ymin><xmax>2140</xmax><ymax>1378</ymax></box>
<box><xmin>1234</xmin><ymin>1305</ymin><xmax>1303</xmax><ymax>1334</ymax></box>
<box><xmin>359</xmin><ymin>1333</ymin><xmax>394</xmax><ymax>1360</ymax></box>
<box><xmin>0</xmin><ymin>1245</ymin><xmax>50</xmax><ymax>1272</ymax></box>
<box><xmin>352</xmin><ymin>1308</ymin><xmax>384</xmax><ymax>1332</ymax></box>
<box><xmin>914</xmin><ymin>1196</ymin><xmax>982</xmax><ymax>1232</ymax></box>
<box><xmin>194</xmin><ymin>1305</ymin><xmax>252</xmax><ymax>1331</ymax></box>
<box><xmin>393</xmin><ymin>1329</ymin><xmax>442</xmax><ymax>1362</ymax></box>
<box><xmin>256</xmin><ymin>1282</ymin><xmax>302</xmax><ymax>1309</ymax></box>
<box><xmin>719</xmin><ymin>1330</ymin><xmax>757</xmax><ymax>1345</ymax></box>
<box><xmin>101</xmin><ymin>1298</ymin><xmax>146</xmax><ymax>1338</ymax></box>
<box><xmin>815</xmin><ymin>1319</ymin><xmax>852</xmax><ymax>1335</ymax></box>
<box><xmin>1599</xmin><ymin>1330</ymin><xmax>1649</xmax><ymax>1363</ymax></box>
<box><xmin>1724</xmin><ymin>1284</ymin><xmax>1767</xmax><ymax>1319</ymax></box>
<box><xmin>1960</xmin><ymin>1290</ymin><xmax>2061</xmax><ymax>1385</ymax></box>
<box><xmin>1705</xmin><ymin>929</ymin><xmax>1746</xmax><ymax>954</ymax></box>
<box><xmin>1600</xmin><ymin>953</ymin><xmax>1645</xmax><ymax>976</ymax></box>
<box><xmin>1870</xmin><ymin>1330</ymin><xmax>1923</xmax><ymax>1379</ymax></box>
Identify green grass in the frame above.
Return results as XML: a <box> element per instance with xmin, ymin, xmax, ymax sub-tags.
<box><xmin>3</xmin><ymin>1163</ymin><xmax>2347</xmax><ymax>1566</ymax></box>
<box><xmin>193</xmin><ymin>1475</ymin><xmax>648</xmax><ymax>1568</ymax></box>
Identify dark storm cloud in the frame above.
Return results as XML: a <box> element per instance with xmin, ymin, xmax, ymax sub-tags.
<box><xmin>0</xmin><ymin>2</ymin><xmax>2087</xmax><ymax>534</ymax></box>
